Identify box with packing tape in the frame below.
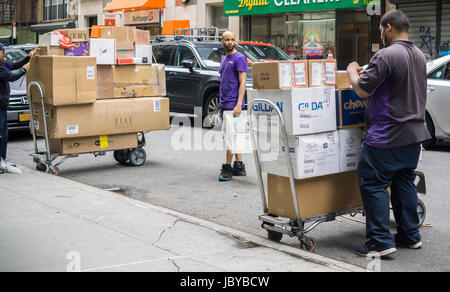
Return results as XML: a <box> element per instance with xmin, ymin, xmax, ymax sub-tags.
<box><xmin>338</xmin><ymin>127</ymin><xmax>363</xmax><ymax>172</ymax></box>
<box><xmin>252</xmin><ymin>61</ymin><xmax>293</xmax><ymax>89</ymax></box>
<box><xmin>247</xmin><ymin>86</ymin><xmax>337</xmax><ymax>136</ymax></box>
<box><xmin>27</xmin><ymin>56</ymin><xmax>97</xmax><ymax>106</ymax></box>
<box><xmin>308</xmin><ymin>59</ymin><xmax>337</xmax><ymax>87</ymax></box>
<box><xmin>49</xmin><ymin>133</ymin><xmax>138</xmax><ymax>155</ymax></box>
<box><xmin>31</xmin><ymin>97</ymin><xmax>170</xmax><ymax>139</ymax></box>
<box><xmin>267</xmin><ymin>171</ymin><xmax>363</xmax><ymax>219</ymax></box>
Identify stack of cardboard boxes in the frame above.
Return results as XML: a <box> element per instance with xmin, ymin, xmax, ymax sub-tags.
<box><xmin>249</xmin><ymin>60</ymin><xmax>366</xmax><ymax>219</ymax></box>
<box><xmin>28</xmin><ymin>26</ymin><xmax>169</xmax><ymax>155</ymax></box>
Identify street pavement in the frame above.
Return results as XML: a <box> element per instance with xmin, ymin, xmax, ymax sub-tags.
<box><xmin>0</xmin><ymin>164</ymin><xmax>364</xmax><ymax>272</ymax></box>
<box><xmin>5</xmin><ymin>124</ymin><xmax>450</xmax><ymax>272</ymax></box>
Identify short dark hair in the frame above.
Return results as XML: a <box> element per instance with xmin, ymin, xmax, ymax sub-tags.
<box><xmin>381</xmin><ymin>10</ymin><xmax>409</xmax><ymax>33</ymax></box>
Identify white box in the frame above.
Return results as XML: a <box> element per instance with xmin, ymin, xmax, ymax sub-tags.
<box><xmin>39</xmin><ymin>33</ymin><xmax>61</xmax><ymax>46</ymax></box>
<box><xmin>247</xmin><ymin>86</ymin><xmax>336</xmax><ymax>136</ymax></box>
<box><xmin>135</xmin><ymin>45</ymin><xmax>153</xmax><ymax>63</ymax></box>
<box><xmin>260</xmin><ymin>131</ymin><xmax>340</xmax><ymax>179</ymax></box>
<box><xmin>222</xmin><ymin>111</ymin><xmax>253</xmax><ymax>154</ymax></box>
<box><xmin>89</xmin><ymin>38</ymin><xmax>116</xmax><ymax>65</ymax></box>
<box><xmin>338</xmin><ymin>128</ymin><xmax>363</xmax><ymax>172</ymax></box>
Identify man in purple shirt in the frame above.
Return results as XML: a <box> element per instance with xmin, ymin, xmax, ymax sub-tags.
<box><xmin>218</xmin><ymin>31</ymin><xmax>247</xmax><ymax>181</ymax></box>
<box><xmin>347</xmin><ymin>10</ymin><xmax>430</xmax><ymax>257</ymax></box>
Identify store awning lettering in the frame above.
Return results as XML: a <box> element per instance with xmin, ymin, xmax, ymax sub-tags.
<box><xmin>224</xmin><ymin>0</ymin><xmax>369</xmax><ymax>16</ymax></box>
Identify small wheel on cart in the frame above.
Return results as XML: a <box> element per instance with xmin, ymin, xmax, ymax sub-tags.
<box><xmin>36</xmin><ymin>163</ymin><xmax>47</xmax><ymax>172</ymax></box>
<box><xmin>48</xmin><ymin>166</ymin><xmax>60</xmax><ymax>176</ymax></box>
<box><xmin>114</xmin><ymin>150</ymin><xmax>130</xmax><ymax>164</ymax></box>
<box><xmin>417</xmin><ymin>198</ymin><xmax>426</xmax><ymax>227</ymax></box>
<box><xmin>299</xmin><ymin>236</ymin><xmax>316</xmax><ymax>252</ymax></box>
<box><xmin>128</xmin><ymin>147</ymin><xmax>146</xmax><ymax>167</ymax></box>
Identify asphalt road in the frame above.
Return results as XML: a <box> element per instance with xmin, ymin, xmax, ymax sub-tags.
<box><xmin>7</xmin><ymin>125</ymin><xmax>450</xmax><ymax>272</ymax></box>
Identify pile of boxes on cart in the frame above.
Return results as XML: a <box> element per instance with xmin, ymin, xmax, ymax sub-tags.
<box><xmin>248</xmin><ymin>60</ymin><xmax>367</xmax><ymax>219</ymax></box>
<box><xmin>27</xmin><ymin>26</ymin><xmax>170</xmax><ymax>155</ymax></box>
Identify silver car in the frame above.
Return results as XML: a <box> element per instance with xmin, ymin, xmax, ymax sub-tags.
<box><xmin>425</xmin><ymin>55</ymin><xmax>450</xmax><ymax>147</ymax></box>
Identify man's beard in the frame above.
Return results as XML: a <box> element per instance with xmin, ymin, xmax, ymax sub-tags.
<box><xmin>224</xmin><ymin>44</ymin><xmax>235</xmax><ymax>52</ymax></box>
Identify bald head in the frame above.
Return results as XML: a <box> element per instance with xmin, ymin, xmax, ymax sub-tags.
<box><xmin>222</xmin><ymin>31</ymin><xmax>237</xmax><ymax>54</ymax></box>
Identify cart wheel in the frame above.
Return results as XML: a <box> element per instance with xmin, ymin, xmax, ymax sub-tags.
<box><xmin>417</xmin><ymin>198</ymin><xmax>426</xmax><ymax>227</ymax></box>
<box><xmin>48</xmin><ymin>166</ymin><xmax>60</xmax><ymax>176</ymax></box>
<box><xmin>300</xmin><ymin>236</ymin><xmax>316</xmax><ymax>252</ymax></box>
<box><xmin>128</xmin><ymin>148</ymin><xmax>146</xmax><ymax>167</ymax></box>
<box><xmin>36</xmin><ymin>163</ymin><xmax>47</xmax><ymax>172</ymax></box>
<box><xmin>114</xmin><ymin>150</ymin><xmax>130</xmax><ymax>164</ymax></box>
<box><xmin>264</xmin><ymin>223</ymin><xmax>283</xmax><ymax>242</ymax></box>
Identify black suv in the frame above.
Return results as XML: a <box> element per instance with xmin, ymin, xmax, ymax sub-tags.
<box><xmin>152</xmin><ymin>40</ymin><xmax>258</xmax><ymax>126</ymax></box>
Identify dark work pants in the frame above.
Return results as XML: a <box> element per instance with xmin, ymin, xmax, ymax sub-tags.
<box><xmin>357</xmin><ymin>143</ymin><xmax>422</xmax><ymax>248</ymax></box>
<box><xmin>0</xmin><ymin>109</ymin><xmax>7</xmax><ymax>160</ymax></box>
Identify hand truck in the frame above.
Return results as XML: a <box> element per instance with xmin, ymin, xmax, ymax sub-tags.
<box><xmin>247</xmin><ymin>98</ymin><xmax>427</xmax><ymax>251</ymax></box>
<box><xmin>27</xmin><ymin>81</ymin><xmax>148</xmax><ymax>175</ymax></box>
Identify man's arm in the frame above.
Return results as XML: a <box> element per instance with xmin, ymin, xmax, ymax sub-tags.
<box><xmin>347</xmin><ymin>62</ymin><xmax>371</xmax><ymax>98</ymax></box>
<box><xmin>233</xmin><ymin>71</ymin><xmax>247</xmax><ymax>116</ymax></box>
<box><xmin>0</xmin><ymin>64</ymin><xmax>26</xmax><ymax>82</ymax></box>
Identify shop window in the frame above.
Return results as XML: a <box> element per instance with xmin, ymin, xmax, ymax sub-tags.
<box><xmin>251</xmin><ymin>15</ymin><xmax>270</xmax><ymax>43</ymax></box>
<box><xmin>207</xmin><ymin>5</ymin><xmax>228</xmax><ymax>32</ymax></box>
<box><xmin>44</xmin><ymin>0</ymin><xmax>68</xmax><ymax>21</ymax></box>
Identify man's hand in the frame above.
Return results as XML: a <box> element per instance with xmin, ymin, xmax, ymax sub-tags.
<box><xmin>22</xmin><ymin>63</ymin><xmax>30</xmax><ymax>72</ymax></box>
<box><xmin>28</xmin><ymin>48</ymin><xmax>39</xmax><ymax>59</ymax></box>
<box><xmin>233</xmin><ymin>104</ymin><xmax>242</xmax><ymax>117</ymax></box>
<box><xmin>347</xmin><ymin>61</ymin><xmax>362</xmax><ymax>75</ymax></box>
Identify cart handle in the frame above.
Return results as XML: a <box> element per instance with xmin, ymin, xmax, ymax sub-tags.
<box><xmin>247</xmin><ymin>98</ymin><xmax>304</xmax><ymax>230</ymax></box>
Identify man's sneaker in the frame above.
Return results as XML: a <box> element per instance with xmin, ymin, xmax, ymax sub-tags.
<box><xmin>232</xmin><ymin>161</ymin><xmax>246</xmax><ymax>176</ymax></box>
<box><xmin>395</xmin><ymin>234</ymin><xmax>423</xmax><ymax>249</ymax></box>
<box><xmin>219</xmin><ymin>164</ymin><xmax>233</xmax><ymax>181</ymax></box>
<box><xmin>355</xmin><ymin>240</ymin><xmax>397</xmax><ymax>258</ymax></box>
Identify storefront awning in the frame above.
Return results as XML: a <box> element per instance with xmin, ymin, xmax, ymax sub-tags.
<box><xmin>30</xmin><ymin>21</ymin><xmax>75</xmax><ymax>33</ymax></box>
<box><xmin>103</xmin><ymin>0</ymin><xmax>165</xmax><ymax>12</ymax></box>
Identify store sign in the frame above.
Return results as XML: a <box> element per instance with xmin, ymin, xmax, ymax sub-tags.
<box><xmin>124</xmin><ymin>10</ymin><xmax>160</xmax><ymax>25</ymax></box>
<box><xmin>224</xmin><ymin>0</ymin><xmax>368</xmax><ymax>16</ymax></box>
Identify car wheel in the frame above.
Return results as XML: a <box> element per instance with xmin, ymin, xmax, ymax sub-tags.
<box><xmin>203</xmin><ymin>92</ymin><xmax>222</xmax><ymax>129</ymax></box>
<box><xmin>423</xmin><ymin>112</ymin><xmax>436</xmax><ymax>149</ymax></box>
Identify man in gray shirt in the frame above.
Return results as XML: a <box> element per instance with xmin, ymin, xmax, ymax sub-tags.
<box><xmin>347</xmin><ymin>10</ymin><xmax>431</xmax><ymax>257</ymax></box>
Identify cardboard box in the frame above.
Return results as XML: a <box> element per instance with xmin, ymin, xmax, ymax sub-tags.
<box><xmin>323</xmin><ymin>60</ymin><xmax>337</xmax><ymax>86</ymax></box>
<box><xmin>135</xmin><ymin>45</ymin><xmax>152</xmax><ymax>61</ymax></box>
<box><xmin>252</xmin><ymin>61</ymin><xmax>293</xmax><ymax>89</ymax></box>
<box><xmin>268</xmin><ymin>171</ymin><xmax>363</xmax><ymax>219</ymax></box>
<box><xmin>101</xmin><ymin>26</ymin><xmax>135</xmax><ymax>43</ymax></box>
<box><xmin>38</xmin><ymin>46</ymin><xmax>65</xmax><ymax>56</ymax></box>
<box><xmin>31</xmin><ymin>97</ymin><xmax>170</xmax><ymax>138</ymax></box>
<box><xmin>135</xmin><ymin>29</ymin><xmax>150</xmax><ymax>45</ymax></box>
<box><xmin>39</xmin><ymin>33</ymin><xmax>61</xmax><ymax>46</ymax></box>
<box><xmin>222</xmin><ymin>111</ymin><xmax>252</xmax><ymax>154</ymax></box>
<box><xmin>116</xmin><ymin>49</ymin><xmax>134</xmax><ymax>59</ymax></box>
<box><xmin>64</xmin><ymin>42</ymin><xmax>89</xmax><ymax>56</ymax></box>
<box><xmin>292</xmin><ymin>61</ymin><xmax>308</xmax><ymax>87</ymax></box>
<box><xmin>114</xmin><ymin>85</ymin><xmax>165</xmax><ymax>98</ymax></box>
<box><xmin>59</xmin><ymin>29</ymin><xmax>90</xmax><ymax>42</ymax></box>
<box><xmin>27</xmin><ymin>56</ymin><xmax>97</xmax><ymax>106</ymax></box>
<box><xmin>338</xmin><ymin>128</ymin><xmax>363</xmax><ymax>172</ymax></box>
<box><xmin>336</xmin><ymin>71</ymin><xmax>351</xmax><ymax>89</ymax></box>
<box><xmin>308</xmin><ymin>60</ymin><xmax>325</xmax><ymax>87</ymax></box>
<box><xmin>260</xmin><ymin>131</ymin><xmax>340</xmax><ymax>179</ymax></box>
<box><xmin>89</xmin><ymin>38</ymin><xmax>116</xmax><ymax>65</ymax></box>
<box><xmin>336</xmin><ymin>89</ymin><xmax>366</xmax><ymax>128</ymax></box>
<box><xmin>117</xmin><ymin>57</ymin><xmax>151</xmax><ymax>65</ymax></box>
<box><xmin>49</xmin><ymin>133</ymin><xmax>138</xmax><ymax>155</ymax></box>
<box><xmin>247</xmin><ymin>86</ymin><xmax>336</xmax><ymax>136</ymax></box>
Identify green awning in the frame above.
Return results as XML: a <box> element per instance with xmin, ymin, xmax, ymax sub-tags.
<box><xmin>29</xmin><ymin>21</ymin><xmax>75</xmax><ymax>33</ymax></box>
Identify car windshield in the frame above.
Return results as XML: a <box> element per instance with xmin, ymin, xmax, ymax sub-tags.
<box><xmin>195</xmin><ymin>44</ymin><xmax>260</xmax><ymax>68</ymax></box>
<box><xmin>240</xmin><ymin>44</ymin><xmax>290</xmax><ymax>61</ymax></box>
<box><xmin>5</xmin><ymin>49</ymin><xmax>28</xmax><ymax>63</ymax></box>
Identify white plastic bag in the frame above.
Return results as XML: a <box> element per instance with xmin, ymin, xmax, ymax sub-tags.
<box><xmin>0</xmin><ymin>158</ymin><xmax>22</xmax><ymax>174</ymax></box>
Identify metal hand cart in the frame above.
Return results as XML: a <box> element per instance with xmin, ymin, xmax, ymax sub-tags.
<box><xmin>247</xmin><ymin>98</ymin><xmax>427</xmax><ymax>251</ymax></box>
<box><xmin>27</xmin><ymin>81</ymin><xmax>148</xmax><ymax>175</ymax></box>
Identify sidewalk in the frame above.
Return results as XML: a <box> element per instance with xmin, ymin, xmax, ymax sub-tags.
<box><xmin>0</xmin><ymin>165</ymin><xmax>365</xmax><ymax>272</ymax></box>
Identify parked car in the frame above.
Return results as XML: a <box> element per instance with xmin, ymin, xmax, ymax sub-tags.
<box><xmin>9</xmin><ymin>43</ymin><xmax>37</xmax><ymax>55</ymax></box>
<box><xmin>4</xmin><ymin>46</ymin><xmax>31</xmax><ymax>131</ymax></box>
<box><xmin>152</xmin><ymin>40</ymin><xmax>260</xmax><ymax>127</ymax></box>
<box><xmin>425</xmin><ymin>55</ymin><xmax>450</xmax><ymax>147</ymax></box>
<box><xmin>238</xmin><ymin>41</ymin><xmax>291</xmax><ymax>62</ymax></box>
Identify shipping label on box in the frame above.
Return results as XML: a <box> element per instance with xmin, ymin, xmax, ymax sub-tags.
<box><xmin>89</xmin><ymin>38</ymin><xmax>116</xmax><ymax>65</ymax></box>
<box><xmin>261</xmin><ymin>131</ymin><xmax>340</xmax><ymax>179</ymax></box>
<box><xmin>27</xmin><ymin>56</ymin><xmax>97</xmax><ymax>106</ymax></box>
<box><xmin>252</xmin><ymin>61</ymin><xmax>293</xmax><ymax>89</ymax></box>
<box><xmin>324</xmin><ymin>60</ymin><xmax>337</xmax><ymax>86</ymax></box>
<box><xmin>336</xmin><ymin>89</ymin><xmax>366</xmax><ymax>128</ymax></box>
<box><xmin>308</xmin><ymin>60</ymin><xmax>325</xmax><ymax>87</ymax></box>
<box><xmin>292</xmin><ymin>61</ymin><xmax>308</xmax><ymax>87</ymax></box>
<box><xmin>64</xmin><ymin>42</ymin><xmax>89</xmax><ymax>56</ymax></box>
<box><xmin>247</xmin><ymin>86</ymin><xmax>337</xmax><ymax>136</ymax></box>
<box><xmin>339</xmin><ymin>128</ymin><xmax>363</xmax><ymax>172</ymax></box>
